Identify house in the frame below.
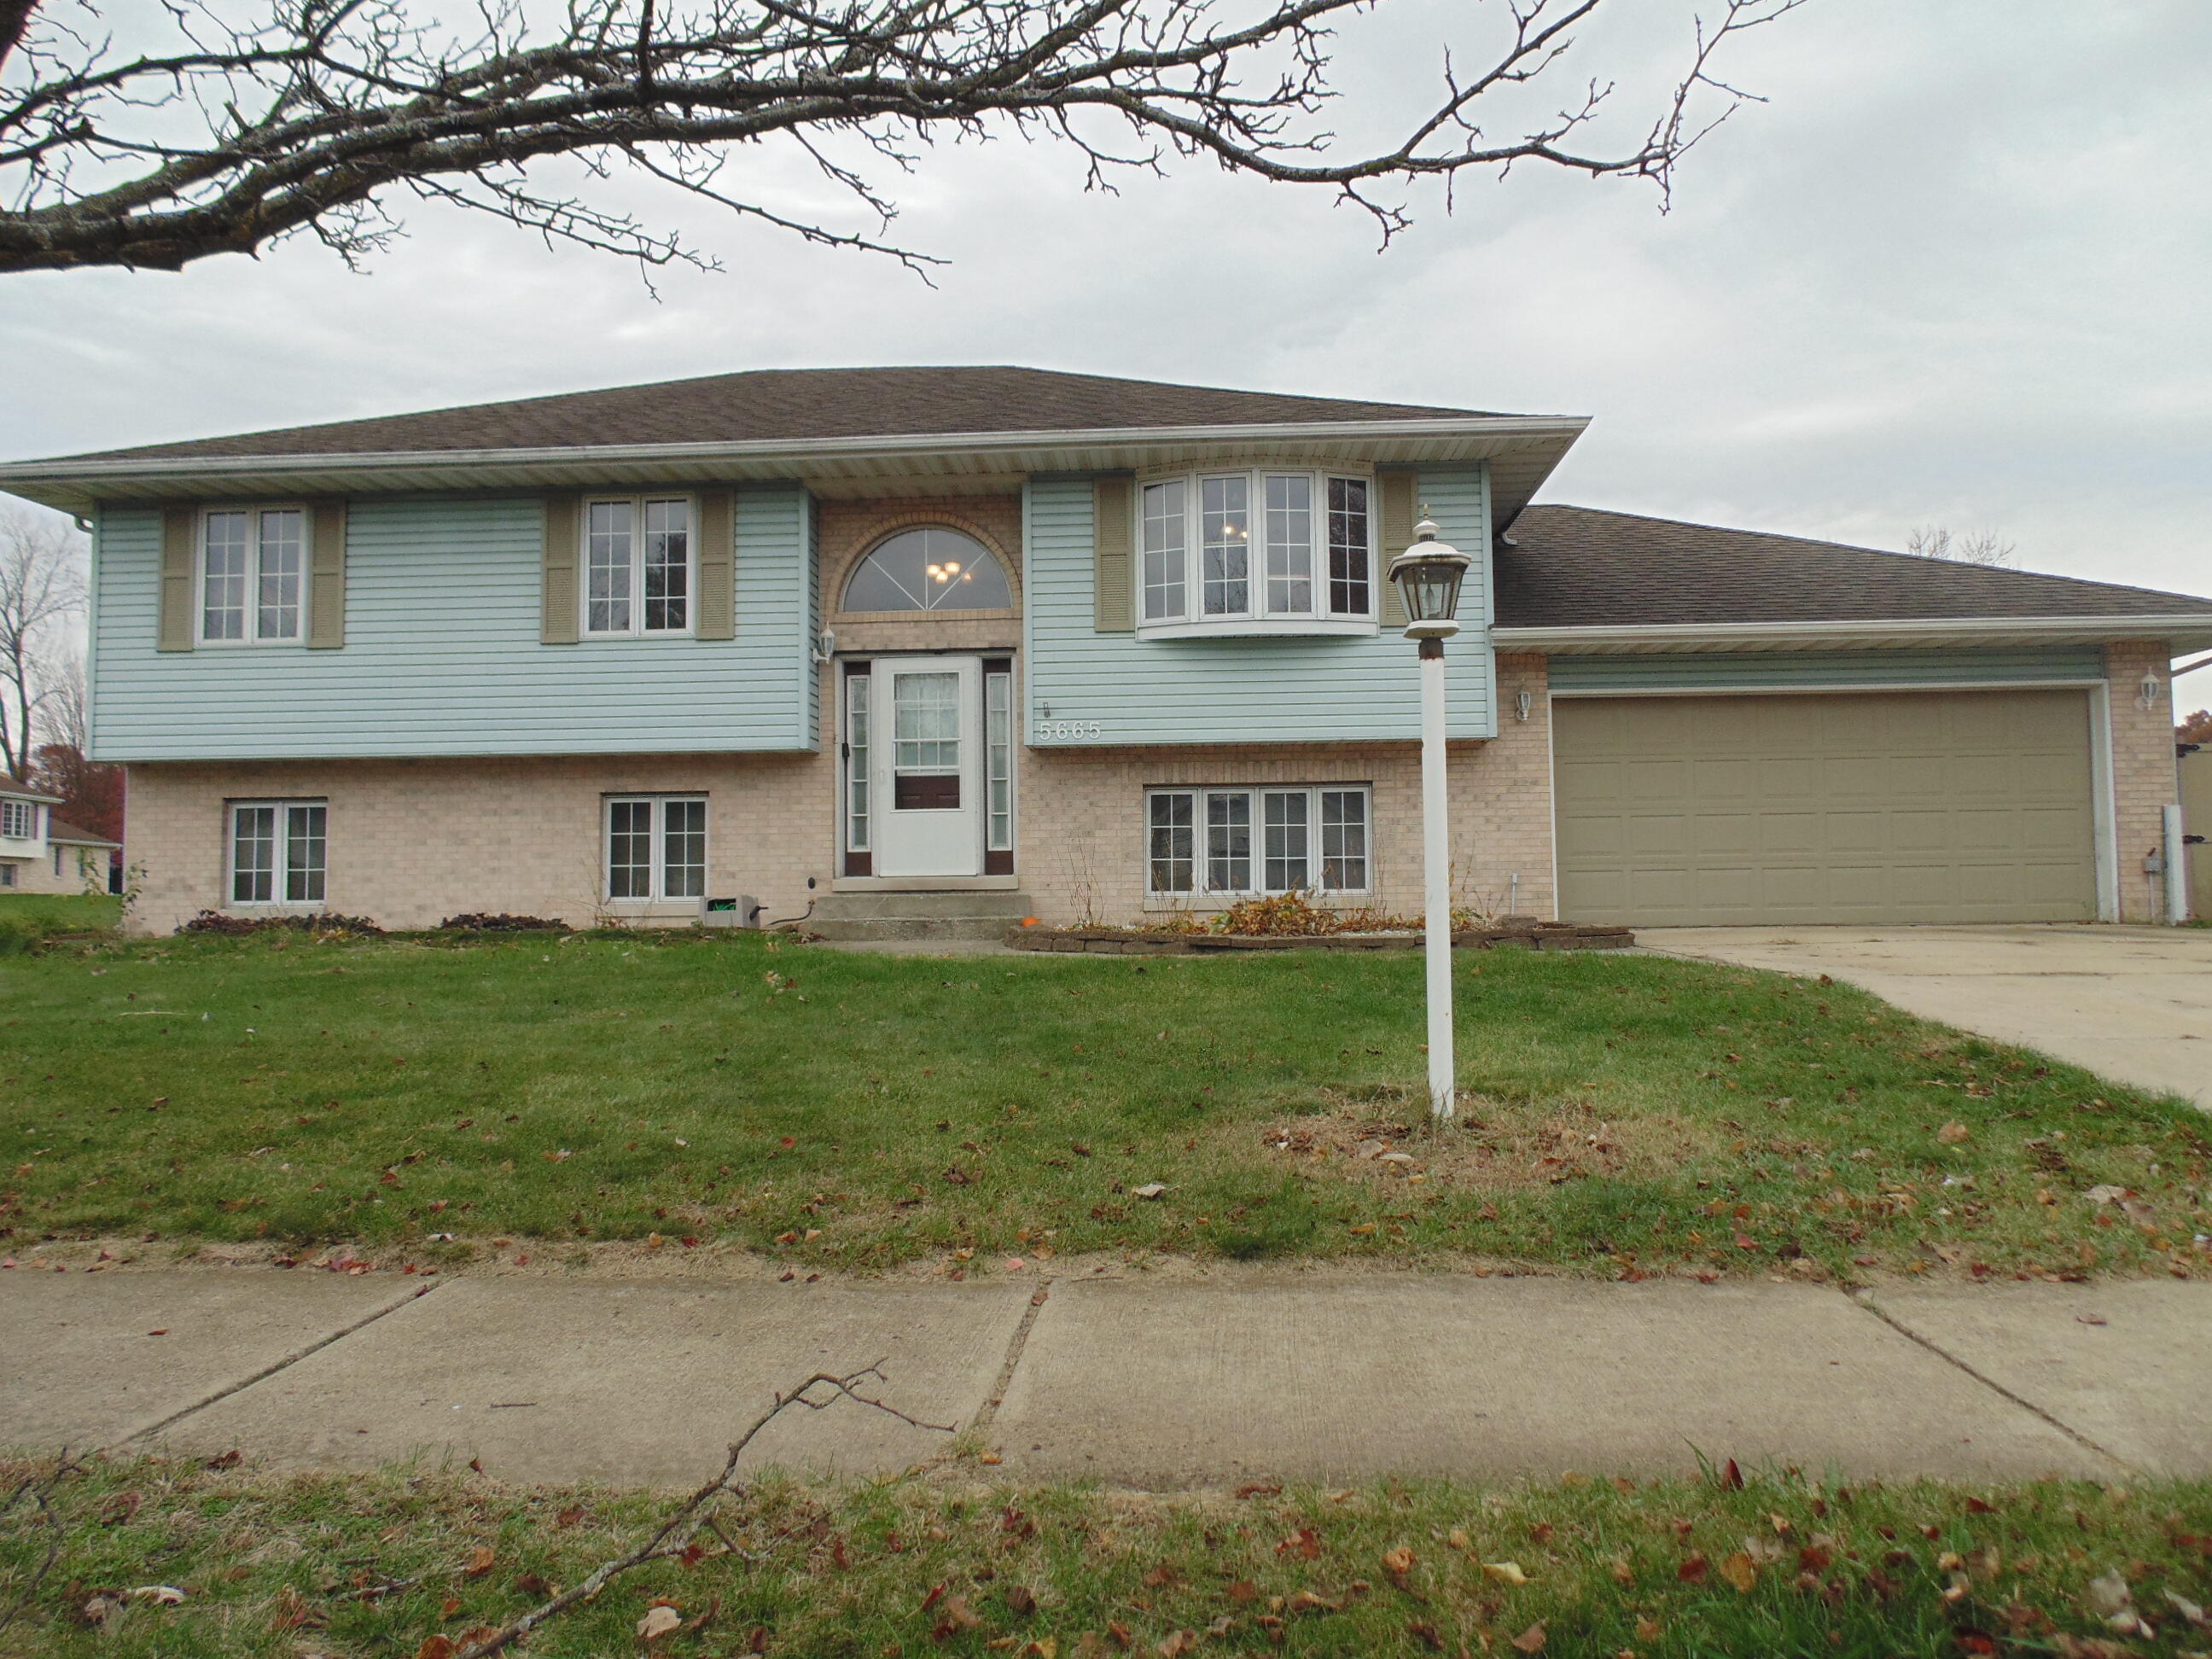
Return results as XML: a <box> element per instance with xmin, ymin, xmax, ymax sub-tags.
<box><xmin>0</xmin><ymin>365</ymin><xmax>2206</xmax><ymax>936</ymax></box>
<box><xmin>0</xmin><ymin>776</ymin><xmax>119</xmax><ymax>894</ymax></box>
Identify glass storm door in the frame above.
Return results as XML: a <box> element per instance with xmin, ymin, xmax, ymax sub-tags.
<box><xmin>870</xmin><ymin>655</ymin><xmax>985</xmax><ymax>877</ymax></box>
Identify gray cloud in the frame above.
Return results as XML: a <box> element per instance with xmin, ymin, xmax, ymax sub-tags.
<box><xmin>3</xmin><ymin>0</ymin><xmax>2207</xmax><ymax>705</ymax></box>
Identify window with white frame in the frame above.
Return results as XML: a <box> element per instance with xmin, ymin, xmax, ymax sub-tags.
<box><xmin>1</xmin><ymin>800</ymin><xmax>35</xmax><ymax>840</ymax></box>
<box><xmin>585</xmin><ymin>497</ymin><xmax>694</xmax><ymax>636</ymax></box>
<box><xmin>1146</xmin><ymin>786</ymin><xmax>1370</xmax><ymax>897</ymax></box>
<box><xmin>605</xmin><ymin>795</ymin><xmax>707</xmax><ymax>901</ymax></box>
<box><xmin>1138</xmin><ymin>471</ymin><xmax>1373</xmax><ymax>630</ymax></box>
<box><xmin>201</xmin><ymin>507</ymin><xmax>307</xmax><ymax>643</ymax></box>
<box><xmin>229</xmin><ymin>800</ymin><xmax>326</xmax><ymax>905</ymax></box>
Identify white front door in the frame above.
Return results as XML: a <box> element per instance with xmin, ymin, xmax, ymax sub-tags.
<box><xmin>871</xmin><ymin>655</ymin><xmax>984</xmax><ymax>877</ymax></box>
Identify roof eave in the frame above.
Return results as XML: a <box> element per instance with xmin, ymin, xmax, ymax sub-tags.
<box><xmin>1492</xmin><ymin>615</ymin><xmax>2212</xmax><ymax>655</ymax></box>
<box><xmin>0</xmin><ymin>415</ymin><xmax>1591</xmax><ymax>515</ymax></box>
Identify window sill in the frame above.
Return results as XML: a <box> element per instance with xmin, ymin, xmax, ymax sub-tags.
<box><xmin>1136</xmin><ymin>618</ymin><xmax>1378</xmax><ymax>642</ymax></box>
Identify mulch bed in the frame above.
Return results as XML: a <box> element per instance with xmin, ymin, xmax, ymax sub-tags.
<box><xmin>1006</xmin><ymin>918</ymin><xmax>1635</xmax><ymax>955</ymax></box>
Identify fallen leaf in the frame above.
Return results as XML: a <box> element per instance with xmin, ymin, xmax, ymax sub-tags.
<box><xmin>1720</xmin><ymin>1551</ymin><xmax>1758</xmax><ymax>1593</ymax></box>
<box><xmin>1004</xmin><ymin>1585</ymin><xmax>1039</xmax><ymax>1615</ymax></box>
<box><xmin>1678</xmin><ymin>1552</ymin><xmax>1709</xmax><ymax>1584</ymax></box>
<box><xmin>1285</xmin><ymin>1591</ymin><xmax>1337</xmax><ymax>1614</ymax></box>
<box><xmin>933</xmin><ymin>1595</ymin><xmax>983</xmax><ymax>1639</ymax></box>
<box><xmin>1481</xmin><ymin>1562</ymin><xmax>1529</xmax><ymax>1585</ymax></box>
<box><xmin>1155</xmin><ymin>1633</ymin><xmax>1196</xmax><ymax>1657</ymax></box>
<box><xmin>1447</xmin><ymin>1528</ymin><xmax>1471</xmax><ymax>1552</ymax></box>
<box><xmin>1610</xmin><ymin>1555</ymin><xmax>1634</xmax><ymax>1585</ymax></box>
<box><xmin>204</xmin><ymin>1449</ymin><xmax>242</xmax><ymax>1470</ymax></box>
<box><xmin>556</xmin><ymin>1505</ymin><xmax>585</xmax><ymax>1528</ymax></box>
<box><xmin>1277</xmin><ymin>1528</ymin><xmax>1323</xmax><ymax>1561</ymax></box>
<box><xmin>414</xmin><ymin>1639</ymin><xmax>457</xmax><ymax>1659</ymax></box>
<box><xmin>1718</xmin><ymin>1458</ymin><xmax>1744</xmax><ymax>1490</ymax></box>
<box><xmin>637</xmin><ymin>1604</ymin><xmax>683</xmax><ymax>1641</ymax></box>
<box><xmin>1937</xmin><ymin>1122</ymin><xmax>1970</xmax><ymax>1144</ymax></box>
<box><xmin>1235</xmin><ymin>1482</ymin><xmax>1282</xmax><ymax>1500</ymax></box>
<box><xmin>1635</xmin><ymin>1616</ymin><xmax>1662</xmax><ymax>1642</ymax></box>
<box><xmin>1511</xmin><ymin>1620</ymin><xmax>1547</xmax><ymax>1653</ymax></box>
<box><xmin>1382</xmin><ymin>1545</ymin><xmax>1417</xmax><ymax>1583</ymax></box>
<box><xmin>1132</xmin><ymin>1184</ymin><xmax>1168</xmax><ymax>1200</ymax></box>
<box><xmin>463</xmin><ymin>1546</ymin><xmax>496</xmax><ymax>1578</ymax></box>
<box><xmin>131</xmin><ymin>1586</ymin><xmax>186</xmax><ymax>1605</ymax></box>
<box><xmin>2075</xmin><ymin>1313</ymin><xmax>2108</xmax><ymax>1326</ymax></box>
<box><xmin>1225</xmin><ymin>1581</ymin><xmax>1259</xmax><ymax>1603</ymax></box>
<box><xmin>2086</xmin><ymin>1569</ymin><xmax>2132</xmax><ymax>1616</ymax></box>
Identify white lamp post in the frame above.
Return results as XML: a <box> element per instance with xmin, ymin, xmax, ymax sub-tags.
<box><xmin>1388</xmin><ymin>515</ymin><xmax>1471</xmax><ymax>1124</ymax></box>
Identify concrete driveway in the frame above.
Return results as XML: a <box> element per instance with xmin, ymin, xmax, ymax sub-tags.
<box><xmin>1639</xmin><ymin>924</ymin><xmax>2212</xmax><ymax>1107</ymax></box>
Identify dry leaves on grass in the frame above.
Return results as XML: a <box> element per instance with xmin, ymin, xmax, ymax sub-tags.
<box><xmin>1255</xmin><ymin>1098</ymin><xmax>1716</xmax><ymax>1192</ymax></box>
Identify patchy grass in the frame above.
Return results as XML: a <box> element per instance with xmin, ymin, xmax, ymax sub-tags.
<box><xmin>0</xmin><ymin>894</ymin><xmax>119</xmax><ymax>952</ymax></box>
<box><xmin>1</xmin><ymin>930</ymin><xmax>2208</xmax><ymax>1280</ymax></box>
<box><xmin>3</xmin><ymin>1450</ymin><xmax>2210</xmax><ymax>1657</ymax></box>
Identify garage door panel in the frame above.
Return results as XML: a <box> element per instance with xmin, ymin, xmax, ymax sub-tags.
<box><xmin>1553</xmin><ymin>690</ymin><xmax>2096</xmax><ymax>927</ymax></box>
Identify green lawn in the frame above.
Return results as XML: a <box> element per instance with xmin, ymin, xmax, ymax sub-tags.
<box><xmin>1</xmin><ymin>930</ymin><xmax>2206</xmax><ymax>1279</ymax></box>
<box><xmin>3</xmin><ymin>1451</ymin><xmax>2208</xmax><ymax>1657</ymax></box>
<box><xmin>0</xmin><ymin>892</ymin><xmax>120</xmax><ymax>950</ymax></box>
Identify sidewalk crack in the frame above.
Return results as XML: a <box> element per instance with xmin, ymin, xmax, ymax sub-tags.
<box><xmin>117</xmin><ymin>1278</ymin><xmax>446</xmax><ymax>1450</ymax></box>
<box><xmin>969</xmin><ymin>1278</ymin><xmax>1054</xmax><ymax>1437</ymax></box>
<box><xmin>1848</xmin><ymin>1293</ymin><xmax>2133</xmax><ymax>1472</ymax></box>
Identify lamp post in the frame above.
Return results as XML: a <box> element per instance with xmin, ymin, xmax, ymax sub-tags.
<box><xmin>1388</xmin><ymin>515</ymin><xmax>1471</xmax><ymax>1124</ymax></box>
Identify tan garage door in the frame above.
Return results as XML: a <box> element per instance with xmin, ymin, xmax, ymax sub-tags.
<box><xmin>1555</xmin><ymin>690</ymin><xmax>2098</xmax><ymax>926</ymax></box>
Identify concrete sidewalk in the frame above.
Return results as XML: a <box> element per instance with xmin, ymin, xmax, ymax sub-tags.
<box><xmin>7</xmin><ymin>1265</ymin><xmax>2205</xmax><ymax>1489</ymax></box>
<box><xmin>1640</xmin><ymin>924</ymin><xmax>2212</xmax><ymax>1107</ymax></box>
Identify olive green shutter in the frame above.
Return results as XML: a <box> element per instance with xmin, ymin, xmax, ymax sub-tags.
<box><xmin>1092</xmin><ymin>475</ymin><xmax>1133</xmax><ymax>632</ymax></box>
<box><xmin>541</xmin><ymin>495</ymin><xmax>580</xmax><ymax>644</ymax></box>
<box><xmin>157</xmin><ymin>506</ymin><xmax>196</xmax><ymax>651</ymax></box>
<box><xmin>1377</xmin><ymin>471</ymin><xmax>1414</xmax><ymax>629</ymax></box>
<box><xmin>307</xmin><ymin>500</ymin><xmax>346</xmax><ymax>648</ymax></box>
<box><xmin>696</xmin><ymin>488</ymin><xmax>734</xmax><ymax>640</ymax></box>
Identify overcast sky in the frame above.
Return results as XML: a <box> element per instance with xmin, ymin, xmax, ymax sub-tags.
<box><xmin>3</xmin><ymin>0</ymin><xmax>2208</xmax><ymax>708</ymax></box>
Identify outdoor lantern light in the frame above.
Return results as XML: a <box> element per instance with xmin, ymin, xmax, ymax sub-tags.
<box><xmin>1388</xmin><ymin>516</ymin><xmax>1471</xmax><ymax>638</ymax></box>
<box><xmin>1392</xmin><ymin>509</ymin><xmax>1473</xmax><ymax>1126</ymax></box>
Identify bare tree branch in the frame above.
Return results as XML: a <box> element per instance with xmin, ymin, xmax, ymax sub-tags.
<box><xmin>0</xmin><ymin>0</ymin><xmax>1809</xmax><ymax>276</ymax></box>
<box><xmin>451</xmin><ymin>1361</ymin><xmax>952</xmax><ymax>1659</ymax></box>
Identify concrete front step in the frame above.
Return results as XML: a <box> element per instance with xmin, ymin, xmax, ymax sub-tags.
<box><xmin>810</xmin><ymin>889</ymin><xmax>1036</xmax><ymax>940</ymax></box>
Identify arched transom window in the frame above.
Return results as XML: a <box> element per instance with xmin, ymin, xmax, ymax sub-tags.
<box><xmin>841</xmin><ymin>527</ymin><xmax>1012</xmax><ymax>612</ymax></box>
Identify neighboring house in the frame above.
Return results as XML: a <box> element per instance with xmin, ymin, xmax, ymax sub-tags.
<box><xmin>0</xmin><ymin>777</ymin><xmax>119</xmax><ymax>894</ymax></box>
<box><xmin>0</xmin><ymin>365</ymin><xmax>2208</xmax><ymax>936</ymax></box>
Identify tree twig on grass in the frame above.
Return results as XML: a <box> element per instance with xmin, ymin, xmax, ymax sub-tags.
<box><xmin>451</xmin><ymin>1362</ymin><xmax>950</xmax><ymax>1659</ymax></box>
<box><xmin>0</xmin><ymin>1450</ymin><xmax>88</xmax><ymax>1639</ymax></box>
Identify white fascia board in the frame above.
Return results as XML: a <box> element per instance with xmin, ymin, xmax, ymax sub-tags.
<box><xmin>0</xmin><ymin>783</ymin><xmax>65</xmax><ymax>804</ymax></box>
<box><xmin>1493</xmin><ymin>615</ymin><xmax>2212</xmax><ymax>654</ymax></box>
<box><xmin>0</xmin><ymin>416</ymin><xmax>1592</xmax><ymax>509</ymax></box>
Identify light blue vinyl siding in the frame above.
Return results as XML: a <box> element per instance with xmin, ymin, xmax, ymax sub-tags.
<box><xmin>1022</xmin><ymin>468</ymin><xmax>1496</xmax><ymax>747</ymax></box>
<box><xmin>1547</xmin><ymin>646</ymin><xmax>2104</xmax><ymax>696</ymax></box>
<box><xmin>91</xmin><ymin>492</ymin><xmax>816</xmax><ymax>760</ymax></box>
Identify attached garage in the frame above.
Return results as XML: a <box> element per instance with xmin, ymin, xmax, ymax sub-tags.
<box><xmin>1554</xmin><ymin>689</ymin><xmax>2099</xmax><ymax>927</ymax></box>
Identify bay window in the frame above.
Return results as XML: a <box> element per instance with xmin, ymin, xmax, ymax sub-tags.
<box><xmin>1146</xmin><ymin>786</ymin><xmax>1370</xmax><ymax>897</ymax></box>
<box><xmin>1138</xmin><ymin>470</ymin><xmax>1373</xmax><ymax>636</ymax></box>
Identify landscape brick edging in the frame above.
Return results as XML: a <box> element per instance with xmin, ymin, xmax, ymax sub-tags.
<box><xmin>1005</xmin><ymin>922</ymin><xmax>1636</xmax><ymax>956</ymax></box>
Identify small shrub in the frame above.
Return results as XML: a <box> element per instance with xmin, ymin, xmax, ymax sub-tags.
<box><xmin>178</xmin><ymin>910</ymin><xmax>384</xmax><ymax>937</ymax></box>
<box><xmin>1211</xmin><ymin>891</ymin><xmax>1342</xmax><ymax>936</ymax></box>
<box><xmin>439</xmin><ymin>912</ymin><xmax>569</xmax><ymax>933</ymax></box>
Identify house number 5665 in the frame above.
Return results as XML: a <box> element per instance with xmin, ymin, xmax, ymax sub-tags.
<box><xmin>1037</xmin><ymin>720</ymin><xmax>1103</xmax><ymax>741</ymax></box>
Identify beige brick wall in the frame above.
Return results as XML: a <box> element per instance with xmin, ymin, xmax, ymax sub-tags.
<box><xmin>2105</xmin><ymin>640</ymin><xmax>2183</xmax><ymax>923</ymax></box>
<box><xmin>1016</xmin><ymin>653</ymin><xmax>1558</xmax><ymax>926</ymax></box>
<box><xmin>122</xmin><ymin>749</ymin><xmax>839</xmax><ymax>934</ymax></box>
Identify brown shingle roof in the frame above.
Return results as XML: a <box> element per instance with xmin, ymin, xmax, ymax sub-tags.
<box><xmin>1496</xmin><ymin>505</ymin><xmax>2212</xmax><ymax>628</ymax></box>
<box><xmin>45</xmin><ymin>818</ymin><xmax>119</xmax><ymax>847</ymax></box>
<box><xmin>55</xmin><ymin>367</ymin><xmax>1508</xmax><ymax>463</ymax></box>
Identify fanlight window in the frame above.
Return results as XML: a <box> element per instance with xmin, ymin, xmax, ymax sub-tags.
<box><xmin>842</xmin><ymin>527</ymin><xmax>1012</xmax><ymax>612</ymax></box>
